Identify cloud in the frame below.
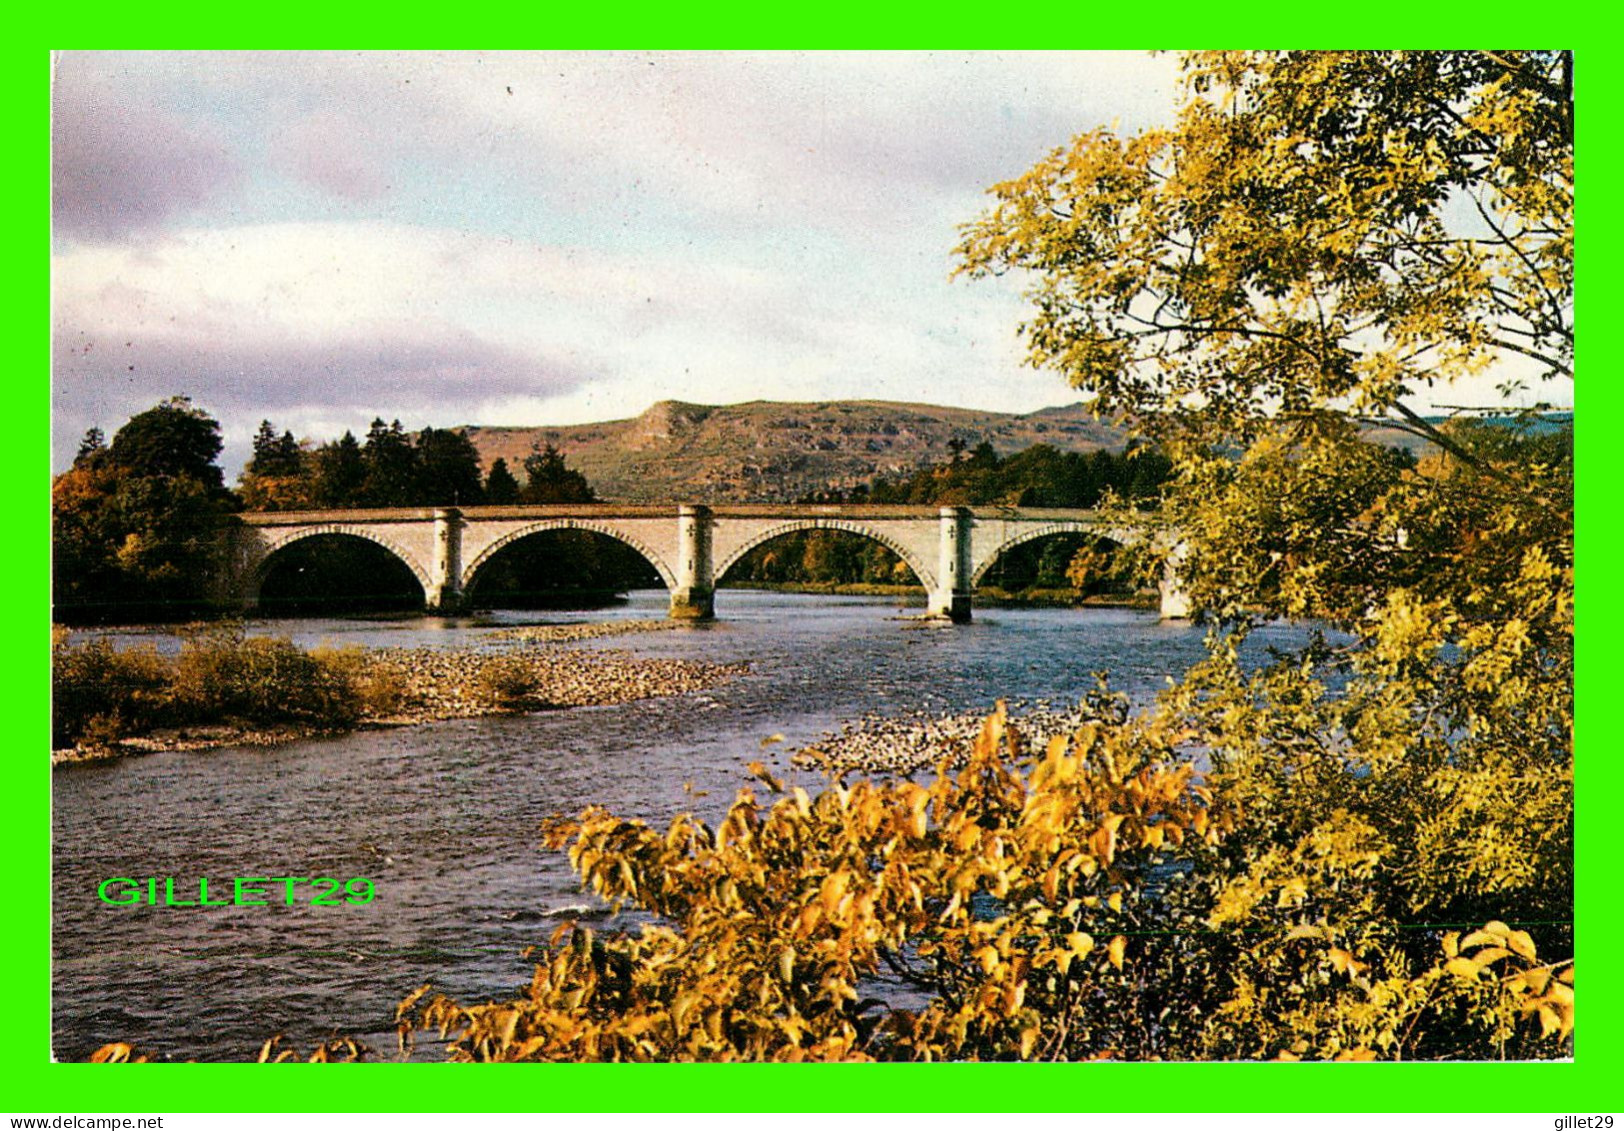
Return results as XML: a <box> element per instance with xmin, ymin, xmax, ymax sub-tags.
<box><xmin>52</xmin><ymin>61</ymin><xmax>243</xmax><ymax>240</ymax></box>
<box><xmin>49</xmin><ymin>52</ymin><xmax>1188</xmax><ymax>474</ymax></box>
<box><xmin>274</xmin><ymin>109</ymin><xmax>393</xmax><ymax>201</ymax></box>
<box><xmin>399</xmin><ymin>51</ymin><xmax>1182</xmax><ymax>242</ymax></box>
<box><xmin>50</xmin><ymin>222</ymin><xmax>606</xmax><ymax>468</ymax></box>
<box><xmin>51</xmin><ymin>52</ymin><xmax>1178</xmax><ymax>244</ymax></box>
<box><xmin>51</xmin><ymin>213</ymin><xmax>1063</xmax><ymax>474</ymax></box>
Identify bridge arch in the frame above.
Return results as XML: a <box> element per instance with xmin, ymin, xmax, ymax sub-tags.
<box><xmin>461</xmin><ymin>519</ymin><xmax>678</xmax><ymax>592</ymax></box>
<box><xmin>249</xmin><ymin>526</ymin><xmax>433</xmax><ymax>605</ymax></box>
<box><xmin>971</xmin><ymin>522</ymin><xmax>1125</xmax><ymax>587</ymax></box>
<box><xmin>714</xmin><ymin>519</ymin><xmax>935</xmax><ymax>591</ymax></box>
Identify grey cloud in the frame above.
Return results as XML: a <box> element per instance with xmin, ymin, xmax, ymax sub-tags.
<box><xmin>53</xmin><ymin>52</ymin><xmax>1173</xmax><ymax>251</ymax></box>
<box><xmin>52</xmin><ymin>328</ymin><xmax>594</xmax><ymax>473</ymax></box>
<box><xmin>276</xmin><ymin>109</ymin><xmax>393</xmax><ymax>201</ymax></box>
<box><xmin>48</xmin><ymin>51</ymin><xmax>1182</xmax><ymax>475</ymax></box>
<box><xmin>52</xmin><ymin>68</ymin><xmax>243</xmax><ymax>241</ymax></box>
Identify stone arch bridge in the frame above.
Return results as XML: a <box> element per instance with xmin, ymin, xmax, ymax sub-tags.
<box><xmin>220</xmin><ymin>504</ymin><xmax>1190</xmax><ymax>622</ymax></box>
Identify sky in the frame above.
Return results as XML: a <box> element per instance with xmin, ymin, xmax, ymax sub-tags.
<box><xmin>50</xmin><ymin>50</ymin><xmax>1566</xmax><ymax>478</ymax></box>
<box><xmin>48</xmin><ymin>50</ymin><xmax>1185</xmax><ymax>475</ymax></box>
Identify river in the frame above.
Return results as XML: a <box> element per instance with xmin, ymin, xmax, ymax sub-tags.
<box><xmin>51</xmin><ymin>589</ymin><xmax>1306</xmax><ymax>1062</ymax></box>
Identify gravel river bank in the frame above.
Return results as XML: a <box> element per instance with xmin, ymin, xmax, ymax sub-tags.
<box><xmin>53</xmin><ymin>619</ymin><xmax>745</xmax><ymax>765</ymax></box>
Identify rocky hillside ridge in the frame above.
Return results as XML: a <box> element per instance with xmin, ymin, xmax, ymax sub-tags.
<box><xmin>463</xmin><ymin>400</ymin><xmax>1128</xmax><ymax>503</ymax></box>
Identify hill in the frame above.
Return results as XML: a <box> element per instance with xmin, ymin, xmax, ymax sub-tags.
<box><xmin>462</xmin><ymin>400</ymin><xmax>1571</xmax><ymax>504</ymax></box>
<box><xmin>463</xmin><ymin>400</ymin><xmax>1127</xmax><ymax>503</ymax></box>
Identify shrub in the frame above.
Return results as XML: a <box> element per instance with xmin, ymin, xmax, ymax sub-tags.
<box><xmin>52</xmin><ymin>627</ymin><xmax>377</xmax><ymax>748</ymax></box>
<box><xmin>169</xmin><ymin>624</ymin><xmax>359</xmax><ymax>728</ymax></box>
<box><xmin>52</xmin><ymin>633</ymin><xmax>173</xmax><ymax>748</ymax></box>
<box><xmin>310</xmin><ymin>645</ymin><xmax>406</xmax><ymax>718</ymax></box>
<box><xmin>473</xmin><ymin>655</ymin><xmax>547</xmax><ymax>713</ymax></box>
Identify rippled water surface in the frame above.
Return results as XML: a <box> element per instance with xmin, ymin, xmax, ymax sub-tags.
<box><xmin>53</xmin><ymin>590</ymin><xmax>1307</xmax><ymax>1061</ymax></box>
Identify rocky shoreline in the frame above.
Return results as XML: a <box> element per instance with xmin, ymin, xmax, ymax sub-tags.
<box><xmin>52</xmin><ymin>619</ymin><xmax>745</xmax><ymax>766</ymax></box>
<box><xmin>791</xmin><ymin>697</ymin><xmax>1129</xmax><ymax>778</ymax></box>
<box><xmin>362</xmin><ymin>642</ymin><xmax>746</xmax><ymax>726</ymax></box>
<box><xmin>480</xmin><ymin>619</ymin><xmax>676</xmax><ymax>644</ymax></box>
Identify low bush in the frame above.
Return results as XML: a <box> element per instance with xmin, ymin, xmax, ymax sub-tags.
<box><xmin>52</xmin><ymin>625</ymin><xmax>370</xmax><ymax>748</ymax></box>
<box><xmin>169</xmin><ymin>625</ymin><xmax>360</xmax><ymax>728</ymax></box>
<box><xmin>170</xmin><ymin>627</ymin><xmax>355</xmax><ymax>724</ymax></box>
<box><xmin>52</xmin><ymin>634</ymin><xmax>173</xmax><ymax>748</ymax></box>
<box><xmin>311</xmin><ymin>645</ymin><xmax>406</xmax><ymax>717</ymax></box>
<box><xmin>473</xmin><ymin>655</ymin><xmax>547</xmax><ymax>713</ymax></box>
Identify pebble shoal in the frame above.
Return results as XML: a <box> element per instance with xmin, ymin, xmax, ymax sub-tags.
<box><xmin>791</xmin><ymin>699</ymin><xmax>1127</xmax><ymax>779</ymax></box>
<box><xmin>53</xmin><ymin>619</ymin><xmax>743</xmax><ymax>764</ymax></box>
<box><xmin>365</xmin><ymin>643</ymin><xmax>746</xmax><ymax>725</ymax></box>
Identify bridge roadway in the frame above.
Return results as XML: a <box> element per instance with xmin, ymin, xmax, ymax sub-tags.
<box><xmin>223</xmin><ymin>503</ymin><xmax>1190</xmax><ymax>622</ymax></box>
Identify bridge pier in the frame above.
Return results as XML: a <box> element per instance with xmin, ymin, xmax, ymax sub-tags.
<box><xmin>1159</xmin><ymin>541</ymin><xmax>1191</xmax><ymax>620</ymax></box>
<box><xmin>669</xmin><ymin>505</ymin><xmax>715</xmax><ymax>621</ymax></box>
<box><xmin>429</xmin><ymin>507</ymin><xmax>466</xmax><ymax>613</ymax></box>
<box><xmin>929</xmin><ymin>506</ymin><xmax>973</xmax><ymax>623</ymax></box>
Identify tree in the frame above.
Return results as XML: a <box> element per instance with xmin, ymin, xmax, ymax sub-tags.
<box><xmin>105</xmin><ymin>396</ymin><xmax>226</xmax><ymax>488</ymax></box>
<box><xmin>240</xmin><ymin>421</ymin><xmax>504</xmax><ymax>512</ymax></box>
<box><xmin>247</xmin><ymin>420</ymin><xmax>304</xmax><ymax>479</ymax></box>
<box><xmin>249</xmin><ymin>420</ymin><xmax>278</xmax><ymax>468</ymax></box>
<box><xmin>956</xmin><ymin>51</ymin><xmax>1571</xmax><ymax>455</ymax></box>
<box><xmin>240</xmin><ymin>420</ymin><xmax>312</xmax><ymax>511</ymax></box>
<box><xmin>484</xmin><ymin>458</ymin><xmax>521</xmax><ymax>505</ymax></box>
<box><xmin>309</xmin><ymin>431</ymin><xmax>365</xmax><ymax>508</ymax></box>
<box><xmin>966</xmin><ymin>439</ymin><xmax>999</xmax><ymax>470</ymax></box>
<box><xmin>414</xmin><ymin>427</ymin><xmax>485</xmax><ymax>506</ymax></box>
<box><xmin>74</xmin><ymin>427</ymin><xmax>105</xmax><ymax>467</ymax></box>
<box><xmin>950</xmin><ymin>49</ymin><xmax>1574</xmax><ymax>1055</ymax></box>
<box><xmin>359</xmin><ymin>418</ymin><xmax>419</xmax><ymax>507</ymax></box>
<box><xmin>521</xmin><ymin>444</ymin><xmax>596</xmax><ymax>504</ymax></box>
<box><xmin>53</xmin><ymin>398</ymin><xmax>235</xmax><ymax>621</ymax></box>
<box><xmin>1122</xmin><ymin>446</ymin><xmax>1174</xmax><ymax>504</ymax></box>
<box><xmin>798</xmin><ymin>531</ymin><xmax>846</xmax><ymax>581</ymax></box>
<box><xmin>831</xmin><ymin>441</ymin><xmax>1168</xmax><ymax>515</ymax></box>
<box><xmin>957</xmin><ymin>50</ymin><xmax>1573</xmax><ymax>621</ymax></box>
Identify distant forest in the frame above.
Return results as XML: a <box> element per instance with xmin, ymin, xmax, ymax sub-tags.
<box><xmin>804</xmin><ymin>437</ymin><xmax>1172</xmax><ymax>508</ymax></box>
<box><xmin>236</xmin><ymin>416</ymin><xmax>590</xmax><ymax>510</ymax></box>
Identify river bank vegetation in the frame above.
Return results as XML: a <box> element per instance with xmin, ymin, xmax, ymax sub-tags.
<box><xmin>52</xmin><ymin>620</ymin><xmax>739</xmax><ymax>762</ymax></box>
